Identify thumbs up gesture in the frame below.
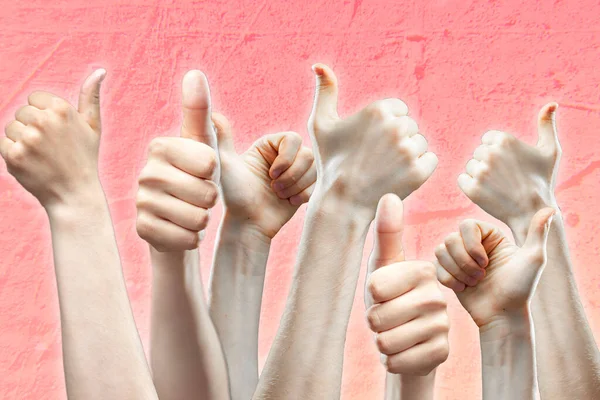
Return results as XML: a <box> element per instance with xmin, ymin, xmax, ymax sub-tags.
<box><xmin>211</xmin><ymin>113</ymin><xmax>316</xmax><ymax>239</ymax></box>
<box><xmin>136</xmin><ymin>71</ymin><xmax>219</xmax><ymax>252</ymax></box>
<box><xmin>0</xmin><ymin>69</ymin><xmax>107</xmax><ymax>210</ymax></box>
<box><xmin>309</xmin><ymin>64</ymin><xmax>438</xmax><ymax>215</ymax></box>
<box><xmin>458</xmin><ymin>103</ymin><xmax>561</xmax><ymax>239</ymax></box>
<box><xmin>365</xmin><ymin>194</ymin><xmax>450</xmax><ymax>375</ymax></box>
<box><xmin>435</xmin><ymin>208</ymin><xmax>555</xmax><ymax>328</ymax></box>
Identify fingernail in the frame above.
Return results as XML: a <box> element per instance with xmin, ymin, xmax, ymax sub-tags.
<box><xmin>472</xmin><ymin>269</ymin><xmax>485</xmax><ymax>280</ymax></box>
<box><xmin>271</xmin><ymin>169</ymin><xmax>282</xmax><ymax>179</ymax></box>
<box><xmin>273</xmin><ymin>182</ymin><xmax>285</xmax><ymax>191</ymax></box>
<box><xmin>466</xmin><ymin>277</ymin><xmax>478</xmax><ymax>287</ymax></box>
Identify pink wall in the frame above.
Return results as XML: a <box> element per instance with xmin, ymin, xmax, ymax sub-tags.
<box><xmin>1</xmin><ymin>0</ymin><xmax>599</xmax><ymax>398</ymax></box>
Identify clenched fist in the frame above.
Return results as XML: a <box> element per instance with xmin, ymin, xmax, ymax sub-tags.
<box><xmin>309</xmin><ymin>64</ymin><xmax>438</xmax><ymax>214</ymax></box>
<box><xmin>458</xmin><ymin>103</ymin><xmax>560</xmax><ymax>238</ymax></box>
<box><xmin>136</xmin><ymin>71</ymin><xmax>219</xmax><ymax>252</ymax></box>
<box><xmin>365</xmin><ymin>194</ymin><xmax>449</xmax><ymax>375</ymax></box>
<box><xmin>0</xmin><ymin>69</ymin><xmax>106</xmax><ymax>210</ymax></box>
<box><xmin>212</xmin><ymin>114</ymin><xmax>316</xmax><ymax>239</ymax></box>
<box><xmin>435</xmin><ymin>208</ymin><xmax>555</xmax><ymax>327</ymax></box>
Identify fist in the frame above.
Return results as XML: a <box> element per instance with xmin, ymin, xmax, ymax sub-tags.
<box><xmin>365</xmin><ymin>195</ymin><xmax>449</xmax><ymax>375</ymax></box>
<box><xmin>308</xmin><ymin>64</ymin><xmax>437</xmax><ymax>214</ymax></box>
<box><xmin>458</xmin><ymin>103</ymin><xmax>560</xmax><ymax>235</ymax></box>
<box><xmin>435</xmin><ymin>208</ymin><xmax>555</xmax><ymax>327</ymax></box>
<box><xmin>0</xmin><ymin>69</ymin><xmax>106</xmax><ymax>209</ymax></box>
<box><xmin>136</xmin><ymin>70</ymin><xmax>219</xmax><ymax>252</ymax></box>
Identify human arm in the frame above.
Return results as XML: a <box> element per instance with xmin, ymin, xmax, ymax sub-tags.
<box><xmin>253</xmin><ymin>63</ymin><xmax>439</xmax><ymax>399</ymax></box>
<box><xmin>457</xmin><ymin>103</ymin><xmax>600</xmax><ymax>399</ymax></box>
<box><xmin>1</xmin><ymin>70</ymin><xmax>158</xmax><ymax>399</ymax></box>
<box><xmin>135</xmin><ymin>71</ymin><xmax>230</xmax><ymax>400</ymax></box>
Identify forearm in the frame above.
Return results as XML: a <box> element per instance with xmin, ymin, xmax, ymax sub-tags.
<box><xmin>208</xmin><ymin>215</ymin><xmax>271</xmax><ymax>400</ymax></box>
<box><xmin>47</xmin><ymin>193</ymin><xmax>158</xmax><ymax>400</ymax></box>
<box><xmin>511</xmin><ymin>212</ymin><xmax>600</xmax><ymax>398</ymax></box>
<box><xmin>479</xmin><ymin>313</ymin><xmax>537</xmax><ymax>400</ymax></box>
<box><xmin>385</xmin><ymin>371</ymin><xmax>436</xmax><ymax>400</ymax></box>
<box><xmin>253</xmin><ymin>193</ymin><xmax>372</xmax><ymax>399</ymax></box>
<box><xmin>150</xmin><ymin>248</ymin><xmax>230</xmax><ymax>400</ymax></box>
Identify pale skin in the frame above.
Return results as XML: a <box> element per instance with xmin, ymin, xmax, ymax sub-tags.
<box><xmin>457</xmin><ymin>104</ymin><xmax>600</xmax><ymax>399</ymax></box>
<box><xmin>208</xmin><ymin>113</ymin><xmax>316</xmax><ymax>400</ymax></box>
<box><xmin>136</xmin><ymin>70</ymin><xmax>230</xmax><ymax>400</ymax></box>
<box><xmin>435</xmin><ymin>209</ymin><xmax>555</xmax><ymax>399</ymax></box>
<box><xmin>0</xmin><ymin>71</ymin><xmax>158</xmax><ymax>399</ymax></box>
<box><xmin>365</xmin><ymin>194</ymin><xmax>450</xmax><ymax>400</ymax></box>
<box><xmin>253</xmin><ymin>64</ymin><xmax>439</xmax><ymax>399</ymax></box>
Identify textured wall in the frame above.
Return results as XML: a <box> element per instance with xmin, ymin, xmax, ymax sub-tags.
<box><xmin>0</xmin><ymin>0</ymin><xmax>599</xmax><ymax>398</ymax></box>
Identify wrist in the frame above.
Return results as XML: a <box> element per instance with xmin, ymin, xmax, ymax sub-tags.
<box><xmin>508</xmin><ymin>194</ymin><xmax>559</xmax><ymax>242</ymax></box>
<box><xmin>45</xmin><ymin>181</ymin><xmax>107</xmax><ymax>225</ymax></box>
<box><xmin>479</xmin><ymin>308</ymin><xmax>532</xmax><ymax>342</ymax></box>
<box><xmin>310</xmin><ymin>184</ymin><xmax>375</xmax><ymax>227</ymax></box>
<box><xmin>220</xmin><ymin>212</ymin><xmax>274</xmax><ymax>245</ymax></box>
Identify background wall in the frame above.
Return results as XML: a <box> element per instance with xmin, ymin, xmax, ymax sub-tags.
<box><xmin>1</xmin><ymin>0</ymin><xmax>599</xmax><ymax>398</ymax></box>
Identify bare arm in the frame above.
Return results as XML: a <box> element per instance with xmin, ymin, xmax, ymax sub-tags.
<box><xmin>458</xmin><ymin>104</ymin><xmax>600</xmax><ymax>399</ymax></box>
<box><xmin>136</xmin><ymin>71</ymin><xmax>230</xmax><ymax>400</ymax></box>
<box><xmin>384</xmin><ymin>369</ymin><xmax>436</xmax><ymax>400</ymax></box>
<box><xmin>1</xmin><ymin>70</ymin><xmax>158</xmax><ymax>399</ymax></box>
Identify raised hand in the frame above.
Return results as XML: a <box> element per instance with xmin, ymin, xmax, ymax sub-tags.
<box><xmin>309</xmin><ymin>64</ymin><xmax>438</xmax><ymax>214</ymax></box>
<box><xmin>366</xmin><ymin>194</ymin><xmax>449</xmax><ymax>376</ymax></box>
<box><xmin>458</xmin><ymin>103</ymin><xmax>560</xmax><ymax>238</ymax></box>
<box><xmin>1</xmin><ymin>69</ymin><xmax>106</xmax><ymax>210</ymax></box>
<box><xmin>136</xmin><ymin>70</ymin><xmax>219</xmax><ymax>252</ymax></box>
<box><xmin>212</xmin><ymin>113</ymin><xmax>316</xmax><ymax>238</ymax></box>
<box><xmin>435</xmin><ymin>208</ymin><xmax>555</xmax><ymax>327</ymax></box>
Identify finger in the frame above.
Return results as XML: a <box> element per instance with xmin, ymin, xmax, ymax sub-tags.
<box><xmin>181</xmin><ymin>70</ymin><xmax>216</xmax><ymax>148</ymax></box>
<box><xmin>434</xmin><ymin>243</ymin><xmax>478</xmax><ymax>286</ymax></box>
<box><xmin>139</xmin><ymin>163</ymin><xmax>219</xmax><ymax>208</ymax></box>
<box><xmin>444</xmin><ymin>232</ymin><xmax>485</xmax><ymax>281</ymax></box>
<box><xmin>28</xmin><ymin>91</ymin><xmax>70</xmax><ymax>110</ymax></box>
<box><xmin>275</xmin><ymin>159</ymin><xmax>316</xmax><ymax>198</ymax></box>
<box><xmin>481</xmin><ymin>130</ymin><xmax>510</xmax><ymax>145</ymax></box>
<box><xmin>383</xmin><ymin>99</ymin><xmax>409</xmax><ymax>117</ymax></box>
<box><xmin>15</xmin><ymin>105</ymin><xmax>43</xmax><ymax>127</ymax></box>
<box><xmin>366</xmin><ymin>285</ymin><xmax>446</xmax><ymax>333</ymax></box>
<box><xmin>5</xmin><ymin>120</ymin><xmax>26</xmax><ymax>141</ymax></box>
<box><xmin>367</xmin><ymin>261</ymin><xmax>433</xmax><ymax>303</ymax></box>
<box><xmin>457</xmin><ymin>173</ymin><xmax>478</xmax><ymax>200</ymax></box>
<box><xmin>522</xmin><ymin>207</ymin><xmax>556</xmax><ymax>254</ymax></box>
<box><xmin>381</xmin><ymin>336</ymin><xmax>448</xmax><ymax>375</ymax></box>
<box><xmin>148</xmin><ymin>138</ymin><xmax>218</xmax><ymax>180</ymax></box>
<box><xmin>272</xmin><ymin>145</ymin><xmax>312</xmax><ymax>189</ymax></box>
<box><xmin>465</xmin><ymin>159</ymin><xmax>486</xmax><ymax>179</ymax></box>
<box><xmin>212</xmin><ymin>112</ymin><xmax>236</xmax><ymax>156</ymax></box>
<box><xmin>137</xmin><ymin>213</ymin><xmax>200</xmax><ymax>251</ymax></box>
<box><xmin>289</xmin><ymin>182</ymin><xmax>315</xmax><ymax>206</ymax></box>
<box><xmin>0</xmin><ymin>137</ymin><xmax>14</xmax><ymax>161</ymax></box>
<box><xmin>435</xmin><ymin>261</ymin><xmax>466</xmax><ymax>292</ymax></box>
<box><xmin>458</xmin><ymin>220</ymin><xmax>489</xmax><ymax>268</ymax></box>
<box><xmin>137</xmin><ymin>188</ymin><xmax>210</xmax><ymax>232</ymax></box>
<box><xmin>370</xmin><ymin>194</ymin><xmax>405</xmax><ymax>271</ymax></box>
<box><xmin>473</xmin><ymin>145</ymin><xmax>490</xmax><ymax>161</ymax></box>
<box><xmin>268</xmin><ymin>132</ymin><xmax>304</xmax><ymax>180</ymax></box>
<box><xmin>536</xmin><ymin>102</ymin><xmax>560</xmax><ymax>153</ymax></box>
<box><xmin>78</xmin><ymin>68</ymin><xmax>107</xmax><ymax>134</ymax></box>
<box><xmin>411</xmin><ymin>134</ymin><xmax>428</xmax><ymax>156</ymax></box>
<box><xmin>374</xmin><ymin>314</ymin><xmax>446</xmax><ymax>356</ymax></box>
<box><xmin>309</xmin><ymin>63</ymin><xmax>339</xmax><ymax>127</ymax></box>
<box><xmin>415</xmin><ymin>151</ymin><xmax>438</xmax><ymax>178</ymax></box>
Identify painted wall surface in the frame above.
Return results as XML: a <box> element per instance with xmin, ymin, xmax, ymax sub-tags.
<box><xmin>0</xmin><ymin>0</ymin><xmax>599</xmax><ymax>398</ymax></box>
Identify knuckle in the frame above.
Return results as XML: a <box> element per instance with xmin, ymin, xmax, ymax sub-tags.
<box><xmin>434</xmin><ymin>244</ymin><xmax>446</xmax><ymax>258</ymax></box>
<box><xmin>21</xmin><ymin>129</ymin><xmax>42</xmax><ymax>148</ymax></box>
<box><xmin>366</xmin><ymin>101</ymin><xmax>387</xmax><ymax>120</ymax></box>
<box><xmin>374</xmin><ymin>333</ymin><xmax>391</xmax><ymax>354</ymax></box>
<box><xmin>191</xmin><ymin>209</ymin><xmax>209</xmax><ymax>231</ymax></box>
<box><xmin>183</xmin><ymin>232</ymin><xmax>200</xmax><ymax>250</ymax></box>
<box><xmin>381</xmin><ymin>355</ymin><xmax>396</xmax><ymax>373</ymax></box>
<box><xmin>203</xmin><ymin>183</ymin><xmax>219</xmax><ymax>207</ymax></box>
<box><xmin>136</xmin><ymin>214</ymin><xmax>155</xmax><ymax>241</ymax></box>
<box><xmin>7</xmin><ymin>144</ymin><xmax>26</xmax><ymax>167</ymax></box>
<box><xmin>420</xmin><ymin>291</ymin><xmax>447</xmax><ymax>312</ymax></box>
<box><xmin>51</xmin><ymin>99</ymin><xmax>70</xmax><ymax>116</ymax></box>
<box><xmin>365</xmin><ymin>306</ymin><xmax>382</xmax><ymax>332</ymax></box>
<box><xmin>444</xmin><ymin>233</ymin><xmax>460</xmax><ymax>248</ymax></box>
<box><xmin>431</xmin><ymin>339</ymin><xmax>450</xmax><ymax>365</ymax></box>
<box><xmin>148</xmin><ymin>137</ymin><xmax>170</xmax><ymax>158</ymax></box>
<box><xmin>135</xmin><ymin>188</ymin><xmax>153</xmax><ymax>211</ymax></box>
<box><xmin>138</xmin><ymin>166</ymin><xmax>163</xmax><ymax>187</ymax></box>
<box><xmin>420</xmin><ymin>262</ymin><xmax>437</xmax><ymax>279</ymax></box>
<box><xmin>367</xmin><ymin>274</ymin><xmax>385</xmax><ymax>303</ymax></box>
<box><xmin>202</xmin><ymin>150</ymin><xmax>218</xmax><ymax>177</ymax></box>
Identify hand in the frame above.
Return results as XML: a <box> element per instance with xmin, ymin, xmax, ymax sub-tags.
<box><xmin>365</xmin><ymin>194</ymin><xmax>450</xmax><ymax>375</ymax></box>
<box><xmin>212</xmin><ymin>114</ymin><xmax>316</xmax><ymax>239</ymax></box>
<box><xmin>308</xmin><ymin>64</ymin><xmax>438</xmax><ymax>216</ymax></box>
<box><xmin>136</xmin><ymin>71</ymin><xmax>219</xmax><ymax>252</ymax></box>
<box><xmin>435</xmin><ymin>208</ymin><xmax>555</xmax><ymax>328</ymax></box>
<box><xmin>458</xmin><ymin>103</ymin><xmax>560</xmax><ymax>237</ymax></box>
<box><xmin>0</xmin><ymin>69</ymin><xmax>106</xmax><ymax>210</ymax></box>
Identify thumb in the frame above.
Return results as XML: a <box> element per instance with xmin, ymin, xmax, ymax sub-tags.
<box><xmin>78</xmin><ymin>68</ymin><xmax>107</xmax><ymax>134</ymax></box>
<box><xmin>536</xmin><ymin>102</ymin><xmax>560</xmax><ymax>152</ymax></box>
<box><xmin>522</xmin><ymin>207</ymin><xmax>556</xmax><ymax>259</ymax></box>
<box><xmin>211</xmin><ymin>112</ymin><xmax>236</xmax><ymax>156</ymax></box>
<box><xmin>181</xmin><ymin>70</ymin><xmax>217</xmax><ymax>148</ymax></box>
<box><xmin>309</xmin><ymin>63</ymin><xmax>339</xmax><ymax>129</ymax></box>
<box><xmin>369</xmin><ymin>194</ymin><xmax>405</xmax><ymax>273</ymax></box>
